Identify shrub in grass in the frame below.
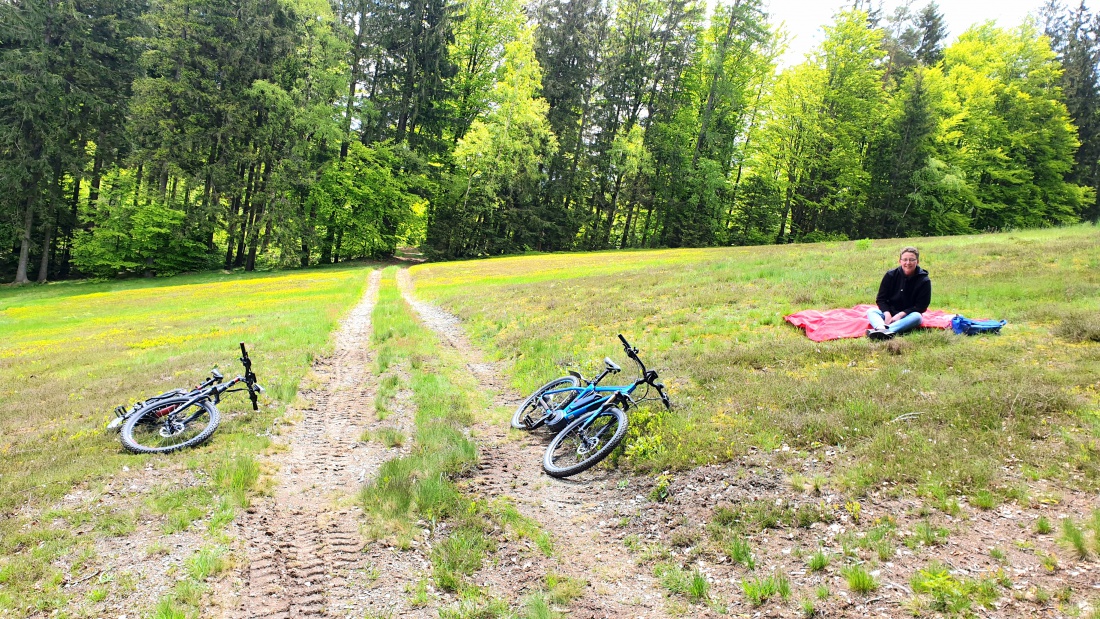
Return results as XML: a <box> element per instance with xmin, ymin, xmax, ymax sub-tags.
<box><xmin>910</xmin><ymin>561</ymin><xmax>1001</xmax><ymax>613</ymax></box>
<box><xmin>841</xmin><ymin>564</ymin><xmax>878</xmax><ymax>594</ymax></box>
<box><xmin>1055</xmin><ymin>312</ymin><xmax>1100</xmax><ymax>343</ymax></box>
<box><xmin>1060</xmin><ymin>518</ymin><xmax>1090</xmax><ymax>560</ymax></box>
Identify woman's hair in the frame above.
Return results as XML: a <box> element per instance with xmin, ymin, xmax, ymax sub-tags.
<box><xmin>900</xmin><ymin>246</ymin><xmax>919</xmax><ymax>260</ymax></box>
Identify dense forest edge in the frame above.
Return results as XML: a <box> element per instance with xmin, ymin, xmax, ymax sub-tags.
<box><xmin>3</xmin><ymin>0</ymin><xmax>1100</xmax><ymax>283</ymax></box>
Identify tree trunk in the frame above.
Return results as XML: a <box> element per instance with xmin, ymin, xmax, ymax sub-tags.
<box><xmin>87</xmin><ymin>147</ymin><xmax>103</xmax><ymax>213</ymax></box>
<box><xmin>132</xmin><ymin>163</ymin><xmax>143</xmax><ymax>208</ymax></box>
<box><xmin>244</xmin><ymin>161</ymin><xmax>271</xmax><ymax>271</ymax></box>
<box><xmin>59</xmin><ymin>175</ymin><xmax>81</xmax><ymax>278</ymax></box>
<box><xmin>320</xmin><ymin>212</ymin><xmax>336</xmax><ymax>264</ymax></box>
<box><xmin>37</xmin><ymin>221</ymin><xmax>53</xmax><ymax>283</ymax></box>
<box><xmin>224</xmin><ymin>195</ymin><xmax>240</xmax><ymax>269</ymax></box>
<box><xmin>14</xmin><ymin>199</ymin><xmax>35</xmax><ymax>284</ymax></box>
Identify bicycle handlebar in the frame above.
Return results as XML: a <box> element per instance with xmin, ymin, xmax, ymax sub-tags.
<box><xmin>618</xmin><ymin>334</ymin><xmax>671</xmax><ymax>410</ymax></box>
<box><xmin>240</xmin><ymin>342</ymin><xmax>259</xmax><ymax>410</ymax></box>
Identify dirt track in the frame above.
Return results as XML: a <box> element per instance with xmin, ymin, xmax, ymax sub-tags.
<box><xmin>223</xmin><ymin>268</ymin><xmax>671</xmax><ymax>617</ymax></box>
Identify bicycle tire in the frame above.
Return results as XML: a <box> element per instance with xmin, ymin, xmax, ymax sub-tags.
<box><xmin>511</xmin><ymin>376</ymin><xmax>580</xmax><ymax>430</ymax></box>
<box><xmin>120</xmin><ymin>397</ymin><xmax>221</xmax><ymax>454</ymax></box>
<box><xmin>543</xmin><ymin>406</ymin><xmax>628</xmax><ymax>478</ymax></box>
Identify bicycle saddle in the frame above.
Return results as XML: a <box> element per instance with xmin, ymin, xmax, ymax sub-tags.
<box><xmin>604</xmin><ymin>358</ymin><xmax>621</xmax><ymax>373</ymax></box>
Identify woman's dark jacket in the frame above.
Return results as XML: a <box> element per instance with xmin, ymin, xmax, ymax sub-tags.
<box><xmin>876</xmin><ymin>266</ymin><xmax>931</xmax><ymax>315</ymax></box>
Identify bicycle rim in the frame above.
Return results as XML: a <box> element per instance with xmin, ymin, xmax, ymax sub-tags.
<box><xmin>121</xmin><ymin>400</ymin><xmax>220</xmax><ymax>454</ymax></box>
<box><xmin>543</xmin><ymin>407</ymin><xmax>627</xmax><ymax>477</ymax></box>
<box><xmin>512</xmin><ymin>376</ymin><xmax>578</xmax><ymax>430</ymax></box>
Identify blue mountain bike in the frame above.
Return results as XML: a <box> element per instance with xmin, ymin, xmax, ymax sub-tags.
<box><xmin>512</xmin><ymin>334</ymin><xmax>671</xmax><ymax>478</ymax></box>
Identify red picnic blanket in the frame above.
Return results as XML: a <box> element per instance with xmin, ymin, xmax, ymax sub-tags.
<box><xmin>785</xmin><ymin>304</ymin><xmax>955</xmax><ymax>342</ymax></box>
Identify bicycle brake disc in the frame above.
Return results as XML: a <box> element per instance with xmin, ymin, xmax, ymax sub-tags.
<box><xmin>159</xmin><ymin>420</ymin><xmax>186</xmax><ymax>437</ymax></box>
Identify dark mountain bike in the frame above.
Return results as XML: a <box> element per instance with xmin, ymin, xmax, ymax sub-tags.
<box><xmin>108</xmin><ymin>343</ymin><xmax>264</xmax><ymax>454</ymax></box>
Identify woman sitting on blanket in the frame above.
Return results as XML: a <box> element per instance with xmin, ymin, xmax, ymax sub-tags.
<box><xmin>867</xmin><ymin>246</ymin><xmax>931</xmax><ymax>341</ymax></box>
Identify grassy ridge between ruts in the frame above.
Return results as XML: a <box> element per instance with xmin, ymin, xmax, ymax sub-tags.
<box><xmin>360</xmin><ymin>267</ymin><xmax>580</xmax><ymax>617</ymax></box>
<box><xmin>0</xmin><ymin>266</ymin><xmax>373</xmax><ymax>614</ymax></box>
<box><xmin>409</xmin><ymin>225</ymin><xmax>1100</xmax><ymax>498</ymax></box>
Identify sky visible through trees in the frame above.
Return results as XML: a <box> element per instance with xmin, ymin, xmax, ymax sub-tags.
<box><xmin>1</xmin><ymin>0</ymin><xmax>1098</xmax><ymax>281</ymax></box>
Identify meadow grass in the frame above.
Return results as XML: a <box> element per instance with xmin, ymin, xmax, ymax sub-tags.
<box><xmin>0</xmin><ymin>265</ymin><xmax>373</xmax><ymax>614</ymax></box>
<box><xmin>409</xmin><ymin>225</ymin><xmax>1100</xmax><ymax>495</ymax></box>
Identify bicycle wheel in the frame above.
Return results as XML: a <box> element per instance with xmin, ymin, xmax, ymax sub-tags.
<box><xmin>511</xmin><ymin>376</ymin><xmax>579</xmax><ymax>430</ymax></box>
<box><xmin>543</xmin><ymin>406</ymin><xmax>628</xmax><ymax>478</ymax></box>
<box><xmin>120</xmin><ymin>397</ymin><xmax>221</xmax><ymax>454</ymax></box>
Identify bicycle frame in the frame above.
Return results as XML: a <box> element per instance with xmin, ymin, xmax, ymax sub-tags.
<box><xmin>110</xmin><ymin>342</ymin><xmax>264</xmax><ymax>432</ymax></box>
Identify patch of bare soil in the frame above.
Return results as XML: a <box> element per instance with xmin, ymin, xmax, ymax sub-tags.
<box><xmin>398</xmin><ymin>269</ymin><xmax>674</xmax><ymax>617</ymax></box>
<box><xmin>226</xmin><ymin>269</ymin><xmax>435</xmax><ymax>619</ymax></box>
<box><xmin>622</xmin><ymin>458</ymin><xmax>1099</xmax><ymax>617</ymax></box>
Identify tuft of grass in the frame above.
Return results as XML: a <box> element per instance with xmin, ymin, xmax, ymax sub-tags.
<box><xmin>727</xmin><ymin>536</ymin><xmax>755</xmax><ymax>570</ymax></box>
<box><xmin>1036</xmin><ymin>515</ymin><xmax>1054</xmax><ymax>534</ymax></box>
<box><xmin>492</xmin><ymin>499</ymin><xmax>554</xmax><ymax>557</ymax></box>
<box><xmin>523</xmin><ymin>594</ymin><xmax>556</xmax><ymax>619</ymax></box>
<box><xmin>1039</xmin><ymin>551</ymin><xmax>1059</xmax><ymax>572</ymax></box>
<box><xmin>213</xmin><ymin>453</ymin><xmax>260</xmax><ymax>509</ymax></box>
<box><xmin>376</xmin><ymin>427</ymin><xmax>406</xmax><ymax>448</ymax></box>
<box><xmin>971</xmin><ymin>490</ymin><xmax>997</xmax><ymax>510</ymax></box>
<box><xmin>1055</xmin><ymin>311</ymin><xmax>1100</xmax><ymax>343</ymax></box>
<box><xmin>807</xmin><ymin>549</ymin><xmax>830</xmax><ymax>571</ymax></box>
<box><xmin>431</xmin><ymin>527</ymin><xmax>490</xmax><ymax>593</ymax></box>
<box><xmin>94</xmin><ymin>509</ymin><xmax>138</xmax><ymax>537</ymax></box>
<box><xmin>841</xmin><ymin>564</ymin><xmax>878</xmax><ymax>594</ymax></box>
<box><xmin>654</xmin><ymin>562</ymin><xmax>710</xmax><ymax>603</ymax></box>
<box><xmin>544</xmin><ymin>572</ymin><xmax>586</xmax><ymax>605</ymax></box>
<box><xmin>406</xmin><ymin>577</ymin><xmax>432</xmax><ymax>607</ymax></box>
<box><xmin>1061</xmin><ymin>518</ymin><xmax>1090</xmax><ymax>560</ymax></box>
<box><xmin>185</xmin><ymin>546</ymin><xmax>226</xmax><ymax>581</ymax></box>
<box><xmin>908</xmin><ymin>520</ymin><xmax>948</xmax><ymax>548</ymax></box>
<box><xmin>741</xmin><ymin>572</ymin><xmax>790</xmax><ymax>607</ymax></box>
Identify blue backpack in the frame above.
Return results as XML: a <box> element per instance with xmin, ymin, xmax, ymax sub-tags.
<box><xmin>951</xmin><ymin>314</ymin><xmax>1007</xmax><ymax>335</ymax></box>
